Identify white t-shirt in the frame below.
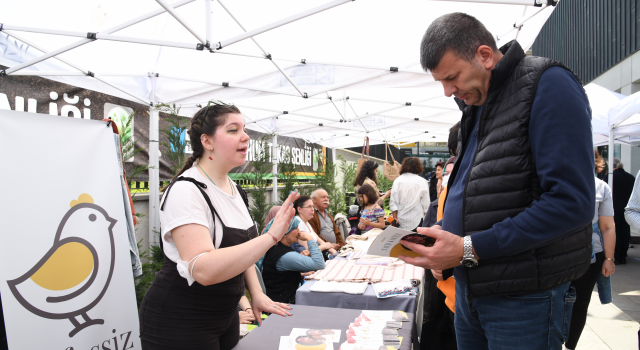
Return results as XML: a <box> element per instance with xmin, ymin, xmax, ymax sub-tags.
<box><xmin>297</xmin><ymin>220</ymin><xmax>319</xmax><ymax>243</ymax></box>
<box><xmin>159</xmin><ymin>165</ymin><xmax>254</xmax><ymax>263</ymax></box>
<box><xmin>593</xmin><ymin>177</ymin><xmax>614</xmax><ymax>254</ymax></box>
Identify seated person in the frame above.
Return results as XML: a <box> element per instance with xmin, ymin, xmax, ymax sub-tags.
<box><xmin>357</xmin><ymin>184</ymin><xmax>385</xmax><ymax>233</ymax></box>
<box><xmin>262</xmin><ymin>216</ymin><xmax>325</xmax><ymax>304</ymax></box>
<box><xmin>238</xmin><ymin>295</ymin><xmax>255</xmax><ymax>325</ymax></box>
<box><xmin>294</xmin><ymin>196</ymin><xmax>339</xmax><ymax>257</ymax></box>
<box><xmin>308</xmin><ymin>189</ymin><xmax>347</xmax><ymax>247</ymax></box>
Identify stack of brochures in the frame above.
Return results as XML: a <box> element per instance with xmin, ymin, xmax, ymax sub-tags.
<box><xmin>337</xmin><ymin>310</ymin><xmax>410</xmax><ymax>350</ymax></box>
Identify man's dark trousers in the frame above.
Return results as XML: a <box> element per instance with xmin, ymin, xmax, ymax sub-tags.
<box><xmin>613</xmin><ymin>168</ymin><xmax>635</xmax><ymax>263</ymax></box>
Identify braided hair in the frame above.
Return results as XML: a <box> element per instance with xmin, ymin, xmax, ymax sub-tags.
<box><xmin>170</xmin><ymin>102</ymin><xmax>242</xmax><ymax>183</ymax></box>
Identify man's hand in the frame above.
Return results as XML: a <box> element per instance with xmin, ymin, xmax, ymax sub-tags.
<box><xmin>300</xmin><ymin>250</ymin><xmax>310</xmax><ymax>256</ymax></box>
<box><xmin>397</xmin><ymin>226</ymin><xmax>464</xmax><ymax>270</ymax></box>
<box><xmin>431</xmin><ymin>269</ymin><xmax>444</xmax><ymax>281</ymax></box>
<box><xmin>301</xmin><ymin>271</ymin><xmax>315</xmax><ymax>277</ymax></box>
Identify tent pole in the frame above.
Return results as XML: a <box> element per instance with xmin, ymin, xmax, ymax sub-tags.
<box><xmin>272</xmin><ymin>134</ymin><xmax>279</xmax><ymax>204</ymax></box>
<box><xmin>216</xmin><ymin>0</ymin><xmax>306</xmax><ymax>97</ymax></box>
<box><xmin>205</xmin><ymin>0</ymin><xmax>211</xmax><ymax>44</ymax></box>
<box><xmin>160</xmin><ymin>74</ymin><xmax>302</xmax><ymax>96</ymax></box>
<box><xmin>215</xmin><ymin>0</ymin><xmax>352</xmax><ymax>50</ymax></box>
<box><xmin>609</xmin><ymin>126</ymin><xmax>614</xmax><ymax>189</ymax></box>
<box><xmin>430</xmin><ymin>0</ymin><xmax>549</xmax><ymax>5</ymax></box>
<box><xmin>2</xmin><ymin>30</ymin><xmax>151</xmax><ymax>104</ymax></box>
<box><xmin>149</xmin><ymin>75</ymin><xmax>161</xmax><ymax>247</ymax></box>
<box><xmin>2</xmin><ymin>25</ymin><xmax>202</xmax><ymax>51</ymax></box>
<box><xmin>3</xmin><ymin>0</ymin><xmax>197</xmax><ymax>75</ymax></box>
<box><xmin>156</xmin><ymin>0</ymin><xmax>207</xmax><ymax>44</ymax></box>
<box><xmin>272</xmin><ymin>58</ymin><xmax>429</xmax><ymax>75</ymax></box>
<box><xmin>164</xmin><ymin>62</ymin><xmax>300</xmax><ymax>104</ymax></box>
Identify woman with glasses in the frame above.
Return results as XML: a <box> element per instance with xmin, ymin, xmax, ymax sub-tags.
<box><xmin>294</xmin><ymin>196</ymin><xmax>339</xmax><ymax>258</ymax></box>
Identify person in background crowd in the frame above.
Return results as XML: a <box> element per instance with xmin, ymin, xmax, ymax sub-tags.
<box><xmin>354</xmin><ymin>160</ymin><xmax>391</xmax><ymax>206</ymax></box>
<box><xmin>308</xmin><ymin>189</ymin><xmax>346</xmax><ymax>247</ymax></box>
<box><xmin>399</xmin><ymin>13</ymin><xmax>594</xmax><ymax>350</ymax></box>
<box><xmin>262</xmin><ymin>216</ymin><xmax>325</xmax><ymax>304</ymax></box>
<box><xmin>238</xmin><ymin>295</ymin><xmax>255</xmax><ymax>325</ymax></box>
<box><xmin>430</xmin><ymin>161</ymin><xmax>445</xmax><ymax>202</ymax></box>
<box><xmin>262</xmin><ymin>206</ymin><xmax>281</xmax><ymax>234</ymax></box>
<box><xmin>139</xmin><ymin>103</ymin><xmax>296</xmax><ymax>350</ymax></box>
<box><xmin>390</xmin><ymin>157</ymin><xmax>431</xmax><ymax>230</ymax></box>
<box><xmin>624</xmin><ymin>167</ymin><xmax>640</xmax><ymax>258</ymax></box>
<box><xmin>294</xmin><ymin>196</ymin><xmax>339</xmax><ymax>258</ymax></box>
<box><xmin>421</xmin><ymin>121</ymin><xmax>461</xmax><ymax>350</ymax></box>
<box><xmin>564</xmin><ymin>150</ymin><xmax>616</xmax><ymax>350</ymax></box>
<box><xmin>357</xmin><ymin>184</ymin><xmax>386</xmax><ymax>233</ymax></box>
<box><xmin>612</xmin><ymin>158</ymin><xmax>635</xmax><ymax>264</ymax></box>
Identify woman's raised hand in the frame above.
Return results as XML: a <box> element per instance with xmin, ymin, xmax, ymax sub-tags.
<box><xmin>266</xmin><ymin>190</ymin><xmax>299</xmax><ymax>240</ymax></box>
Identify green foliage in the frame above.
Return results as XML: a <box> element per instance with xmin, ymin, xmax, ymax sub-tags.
<box><xmin>116</xmin><ymin>112</ymin><xmax>150</xmax><ymax>183</ymax></box>
<box><xmin>338</xmin><ymin>155</ymin><xmax>357</xmax><ymax>208</ymax></box>
<box><xmin>338</xmin><ymin>155</ymin><xmax>357</xmax><ymax>195</ymax></box>
<box><xmin>242</xmin><ymin>135</ymin><xmax>273</xmax><ymax>233</ymax></box>
<box><xmin>156</xmin><ymin>103</ymin><xmax>190</xmax><ymax>177</ymax></box>
<box><xmin>277</xmin><ymin>146</ymin><xmax>298</xmax><ymax>204</ymax></box>
<box><xmin>134</xmin><ymin>236</ymin><xmax>164</xmax><ymax>309</ymax></box>
<box><xmin>377</xmin><ymin>168</ymin><xmax>393</xmax><ymax>210</ymax></box>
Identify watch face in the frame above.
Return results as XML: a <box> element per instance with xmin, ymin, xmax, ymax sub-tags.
<box><xmin>462</xmin><ymin>258</ymin><xmax>478</xmax><ymax>268</ymax></box>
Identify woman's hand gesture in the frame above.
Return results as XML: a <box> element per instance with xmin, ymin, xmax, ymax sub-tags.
<box><xmin>265</xmin><ymin>190</ymin><xmax>300</xmax><ymax>240</ymax></box>
<box><xmin>250</xmin><ymin>292</ymin><xmax>293</xmax><ymax>326</ymax></box>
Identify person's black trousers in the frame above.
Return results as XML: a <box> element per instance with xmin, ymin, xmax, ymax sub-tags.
<box><xmin>565</xmin><ymin>252</ymin><xmax>605</xmax><ymax>349</ymax></box>
<box><xmin>614</xmin><ymin>217</ymin><xmax>630</xmax><ymax>263</ymax></box>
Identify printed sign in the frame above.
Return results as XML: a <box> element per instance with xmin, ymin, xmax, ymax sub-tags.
<box><xmin>0</xmin><ymin>110</ymin><xmax>140</xmax><ymax>349</ymax></box>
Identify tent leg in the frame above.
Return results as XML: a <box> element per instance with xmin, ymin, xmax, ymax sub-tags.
<box><xmin>149</xmin><ymin>76</ymin><xmax>160</xmax><ymax>246</ymax></box>
<box><xmin>272</xmin><ymin>134</ymin><xmax>278</xmax><ymax>204</ymax></box>
<box><xmin>609</xmin><ymin>127</ymin><xmax>614</xmax><ymax>189</ymax></box>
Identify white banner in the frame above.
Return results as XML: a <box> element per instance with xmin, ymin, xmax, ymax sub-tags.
<box><xmin>0</xmin><ymin>110</ymin><xmax>140</xmax><ymax>349</ymax></box>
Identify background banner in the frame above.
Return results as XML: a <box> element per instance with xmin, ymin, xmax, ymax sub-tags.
<box><xmin>0</xmin><ymin>110</ymin><xmax>140</xmax><ymax>349</ymax></box>
<box><xmin>0</xmin><ymin>69</ymin><xmax>325</xmax><ymax>182</ymax></box>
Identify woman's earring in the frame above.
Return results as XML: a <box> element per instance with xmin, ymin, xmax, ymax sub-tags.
<box><xmin>208</xmin><ymin>148</ymin><xmax>213</xmax><ymax>160</ymax></box>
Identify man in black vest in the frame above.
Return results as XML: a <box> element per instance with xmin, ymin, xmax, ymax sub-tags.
<box><xmin>398</xmin><ymin>13</ymin><xmax>594</xmax><ymax>350</ymax></box>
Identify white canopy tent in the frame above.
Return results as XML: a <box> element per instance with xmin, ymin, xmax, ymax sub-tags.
<box><xmin>585</xmin><ymin>83</ymin><xmax>640</xmax><ymax>189</ymax></box>
<box><xmin>0</xmin><ymin>0</ymin><xmax>558</xmax><ymax>244</ymax></box>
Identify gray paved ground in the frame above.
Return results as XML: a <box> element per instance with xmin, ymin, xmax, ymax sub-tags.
<box><xmin>574</xmin><ymin>242</ymin><xmax>640</xmax><ymax>350</ymax></box>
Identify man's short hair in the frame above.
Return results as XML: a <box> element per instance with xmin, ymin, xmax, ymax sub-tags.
<box><xmin>614</xmin><ymin>158</ymin><xmax>624</xmax><ymax>169</ymax></box>
<box><xmin>420</xmin><ymin>12</ymin><xmax>498</xmax><ymax>71</ymax></box>
<box><xmin>311</xmin><ymin>189</ymin><xmax>327</xmax><ymax>199</ymax></box>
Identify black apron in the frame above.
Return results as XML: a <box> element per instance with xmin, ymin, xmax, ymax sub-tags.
<box><xmin>140</xmin><ymin>177</ymin><xmax>258</xmax><ymax>350</ymax></box>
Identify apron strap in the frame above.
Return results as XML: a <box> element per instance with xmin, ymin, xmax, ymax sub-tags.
<box><xmin>161</xmin><ymin>176</ymin><xmax>220</xmax><ymax>245</ymax></box>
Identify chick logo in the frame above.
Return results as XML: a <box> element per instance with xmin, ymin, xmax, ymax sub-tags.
<box><xmin>7</xmin><ymin>194</ymin><xmax>117</xmax><ymax>337</ymax></box>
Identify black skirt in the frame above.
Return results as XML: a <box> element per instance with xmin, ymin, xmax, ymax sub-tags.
<box><xmin>139</xmin><ymin>257</ymin><xmax>243</xmax><ymax>350</ymax></box>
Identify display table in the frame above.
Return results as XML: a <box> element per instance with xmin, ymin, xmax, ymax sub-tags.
<box><xmin>295</xmin><ymin>279</ymin><xmax>424</xmax><ymax>348</ymax></box>
<box><xmin>232</xmin><ymin>305</ymin><xmax>414</xmax><ymax>350</ymax></box>
<box><xmin>296</xmin><ymin>280</ymin><xmax>419</xmax><ymax>314</ymax></box>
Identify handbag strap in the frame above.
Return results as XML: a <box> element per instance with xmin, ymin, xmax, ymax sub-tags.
<box><xmin>361</xmin><ymin>136</ymin><xmax>370</xmax><ymax>160</ymax></box>
<box><xmin>386</xmin><ymin>142</ymin><xmax>397</xmax><ymax>163</ymax></box>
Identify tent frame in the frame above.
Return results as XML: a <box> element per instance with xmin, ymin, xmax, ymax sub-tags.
<box><xmin>0</xmin><ymin>0</ymin><xmax>558</xmax><ymax>245</ymax></box>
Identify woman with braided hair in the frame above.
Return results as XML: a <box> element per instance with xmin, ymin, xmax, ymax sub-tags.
<box><xmin>139</xmin><ymin>103</ymin><xmax>298</xmax><ymax>350</ymax></box>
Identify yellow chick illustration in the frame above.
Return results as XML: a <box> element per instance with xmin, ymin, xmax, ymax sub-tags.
<box><xmin>7</xmin><ymin>194</ymin><xmax>117</xmax><ymax>337</ymax></box>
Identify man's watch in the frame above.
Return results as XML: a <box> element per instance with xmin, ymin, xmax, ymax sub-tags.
<box><xmin>460</xmin><ymin>236</ymin><xmax>479</xmax><ymax>268</ymax></box>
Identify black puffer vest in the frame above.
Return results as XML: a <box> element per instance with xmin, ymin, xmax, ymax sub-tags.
<box><xmin>262</xmin><ymin>243</ymin><xmax>303</xmax><ymax>304</ymax></box>
<box><xmin>448</xmin><ymin>40</ymin><xmax>592</xmax><ymax>297</ymax></box>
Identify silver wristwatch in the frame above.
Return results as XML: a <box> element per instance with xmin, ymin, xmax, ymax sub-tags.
<box><xmin>460</xmin><ymin>236</ymin><xmax>478</xmax><ymax>268</ymax></box>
